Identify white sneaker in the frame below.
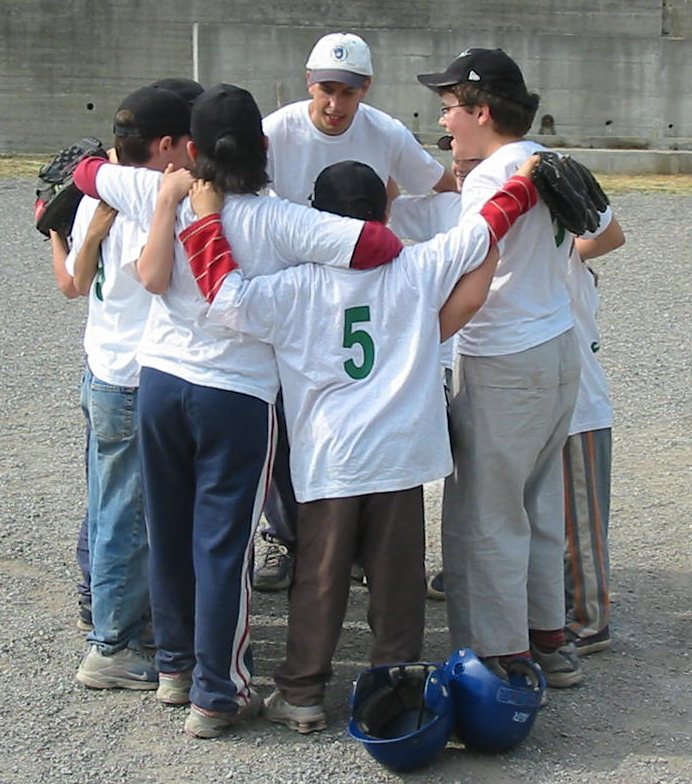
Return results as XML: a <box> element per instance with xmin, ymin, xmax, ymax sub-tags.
<box><xmin>76</xmin><ymin>644</ymin><xmax>158</xmax><ymax>690</ymax></box>
<box><xmin>157</xmin><ymin>671</ymin><xmax>193</xmax><ymax>705</ymax></box>
<box><xmin>184</xmin><ymin>689</ymin><xmax>263</xmax><ymax>739</ymax></box>
<box><xmin>253</xmin><ymin>537</ymin><xmax>294</xmax><ymax>592</ymax></box>
<box><xmin>263</xmin><ymin>689</ymin><xmax>327</xmax><ymax>734</ymax></box>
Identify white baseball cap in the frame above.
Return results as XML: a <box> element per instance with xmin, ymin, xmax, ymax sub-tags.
<box><xmin>306</xmin><ymin>33</ymin><xmax>373</xmax><ymax>88</ymax></box>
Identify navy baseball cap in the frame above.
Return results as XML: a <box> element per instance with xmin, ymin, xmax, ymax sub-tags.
<box><xmin>417</xmin><ymin>48</ymin><xmax>536</xmax><ymax>109</ymax></box>
<box><xmin>191</xmin><ymin>84</ymin><xmax>264</xmax><ymax>158</ymax></box>
<box><xmin>311</xmin><ymin>160</ymin><xmax>387</xmax><ymax>222</ymax></box>
<box><xmin>150</xmin><ymin>77</ymin><xmax>205</xmax><ymax>107</ymax></box>
<box><xmin>114</xmin><ymin>85</ymin><xmax>191</xmax><ymax>138</ymax></box>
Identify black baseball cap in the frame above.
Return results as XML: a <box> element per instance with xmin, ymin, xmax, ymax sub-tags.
<box><xmin>417</xmin><ymin>48</ymin><xmax>536</xmax><ymax>109</ymax></box>
<box><xmin>312</xmin><ymin>160</ymin><xmax>387</xmax><ymax>222</ymax></box>
<box><xmin>191</xmin><ymin>84</ymin><xmax>263</xmax><ymax>158</ymax></box>
<box><xmin>114</xmin><ymin>85</ymin><xmax>191</xmax><ymax>138</ymax></box>
<box><xmin>150</xmin><ymin>77</ymin><xmax>205</xmax><ymax>107</ymax></box>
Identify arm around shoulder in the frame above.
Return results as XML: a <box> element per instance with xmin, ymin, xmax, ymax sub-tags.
<box><xmin>49</xmin><ymin>231</ymin><xmax>79</xmax><ymax>299</ymax></box>
<box><xmin>575</xmin><ymin>215</ymin><xmax>625</xmax><ymax>261</ymax></box>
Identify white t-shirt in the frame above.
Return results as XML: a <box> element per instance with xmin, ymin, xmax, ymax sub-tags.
<box><xmin>389</xmin><ymin>192</ymin><xmax>461</xmax><ymax>242</ymax></box>
<box><xmin>91</xmin><ymin>164</ymin><xmax>369</xmax><ymax>402</ymax></box>
<box><xmin>389</xmin><ymin>192</ymin><xmax>462</xmax><ymax>369</ymax></box>
<box><xmin>205</xmin><ymin>215</ymin><xmax>492</xmax><ymax>501</ymax></box>
<box><xmin>66</xmin><ymin>196</ymin><xmax>150</xmax><ymax>387</ymax></box>
<box><xmin>263</xmin><ymin>100</ymin><xmax>444</xmax><ymax>205</ymax></box>
<box><xmin>457</xmin><ymin>140</ymin><xmax>608</xmax><ymax>357</ymax></box>
<box><xmin>566</xmin><ymin>241</ymin><xmax>614</xmax><ymax>435</ymax></box>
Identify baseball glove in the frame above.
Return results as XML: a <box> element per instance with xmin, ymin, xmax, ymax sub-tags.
<box><xmin>34</xmin><ymin>137</ymin><xmax>108</xmax><ymax>237</ymax></box>
<box><xmin>532</xmin><ymin>151</ymin><xmax>609</xmax><ymax>236</ymax></box>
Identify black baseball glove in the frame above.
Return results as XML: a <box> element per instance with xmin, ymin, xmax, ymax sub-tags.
<box><xmin>34</xmin><ymin>137</ymin><xmax>108</xmax><ymax>237</ymax></box>
<box><xmin>532</xmin><ymin>152</ymin><xmax>609</xmax><ymax>236</ymax></box>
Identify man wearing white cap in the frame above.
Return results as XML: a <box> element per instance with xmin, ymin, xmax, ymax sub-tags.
<box><xmin>256</xmin><ymin>32</ymin><xmax>458</xmax><ymax>590</ymax></box>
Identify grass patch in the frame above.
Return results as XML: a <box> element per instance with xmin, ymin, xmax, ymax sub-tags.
<box><xmin>2</xmin><ymin>154</ymin><xmax>692</xmax><ymax>194</ymax></box>
<box><xmin>598</xmin><ymin>174</ymin><xmax>692</xmax><ymax>195</ymax></box>
<box><xmin>0</xmin><ymin>155</ymin><xmax>47</xmax><ymax>178</ymax></box>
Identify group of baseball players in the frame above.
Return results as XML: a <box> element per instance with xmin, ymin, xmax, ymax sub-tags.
<box><xmin>50</xmin><ymin>32</ymin><xmax>624</xmax><ymax>741</ymax></box>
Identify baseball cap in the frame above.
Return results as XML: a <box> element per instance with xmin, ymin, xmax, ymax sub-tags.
<box><xmin>306</xmin><ymin>33</ymin><xmax>373</xmax><ymax>89</ymax></box>
<box><xmin>311</xmin><ymin>160</ymin><xmax>387</xmax><ymax>222</ymax></box>
<box><xmin>417</xmin><ymin>48</ymin><xmax>536</xmax><ymax>108</ymax></box>
<box><xmin>150</xmin><ymin>77</ymin><xmax>205</xmax><ymax>107</ymax></box>
<box><xmin>191</xmin><ymin>83</ymin><xmax>263</xmax><ymax>158</ymax></box>
<box><xmin>114</xmin><ymin>85</ymin><xmax>191</xmax><ymax>138</ymax></box>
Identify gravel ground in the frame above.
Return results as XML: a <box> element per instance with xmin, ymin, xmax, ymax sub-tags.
<box><xmin>1</xmin><ymin>178</ymin><xmax>690</xmax><ymax>784</ymax></box>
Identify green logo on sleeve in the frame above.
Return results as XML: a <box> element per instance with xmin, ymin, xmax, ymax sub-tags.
<box><xmin>343</xmin><ymin>305</ymin><xmax>375</xmax><ymax>380</ymax></box>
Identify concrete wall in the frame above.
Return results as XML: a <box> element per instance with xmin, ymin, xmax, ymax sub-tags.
<box><xmin>1</xmin><ymin>1</ymin><xmax>691</xmax><ymax>154</ymax></box>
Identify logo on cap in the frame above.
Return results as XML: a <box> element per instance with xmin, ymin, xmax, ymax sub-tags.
<box><xmin>331</xmin><ymin>45</ymin><xmax>346</xmax><ymax>62</ymax></box>
<box><xmin>468</xmin><ymin>70</ymin><xmax>481</xmax><ymax>81</ymax></box>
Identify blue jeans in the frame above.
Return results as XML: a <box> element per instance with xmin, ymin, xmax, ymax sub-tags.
<box><xmin>81</xmin><ymin>367</ymin><xmax>149</xmax><ymax>653</ymax></box>
<box><xmin>76</xmin><ymin>422</ymin><xmax>91</xmax><ymax>606</ymax></box>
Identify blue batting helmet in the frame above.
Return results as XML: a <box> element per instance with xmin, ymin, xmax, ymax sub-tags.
<box><xmin>444</xmin><ymin>648</ymin><xmax>546</xmax><ymax>753</ymax></box>
<box><xmin>348</xmin><ymin>662</ymin><xmax>454</xmax><ymax>771</ymax></box>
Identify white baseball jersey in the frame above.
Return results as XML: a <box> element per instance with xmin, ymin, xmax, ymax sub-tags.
<box><xmin>263</xmin><ymin>100</ymin><xmax>444</xmax><ymax>205</ymax></box>
<box><xmin>88</xmin><ymin>163</ymin><xmax>372</xmax><ymax>403</ymax></box>
<box><xmin>389</xmin><ymin>192</ymin><xmax>462</xmax><ymax>369</ymax></box>
<box><xmin>204</xmin><ymin>215</ymin><xmax>492</xmax><ymax>501</ymax></box>
<box><xmin>457</xmin><ymin>140</ymin><xmax>612</xmax><ymax>357</ymax></box>
<box><xmin>389</xmin><ymin>192</ymin><xmax>461</xmax><ymax>242</ymax></box>
<box><xmin>566</xmin><ymin>237</ymin><xmax>614</xmax><ymax>435</ymax></box>
<box><xmin>66</xmin><ymin>195</ymin><xmax>150</xmax><ymax>387</ymax></box>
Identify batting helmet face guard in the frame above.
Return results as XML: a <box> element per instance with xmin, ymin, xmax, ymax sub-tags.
<box><xmin>444</xmin><ymin>649</ymin><xmax>546</xmax><ymax>753</ymax></box>
<box><xmin>348</xmin><ymin>662</ymin><xmax>454</xmax><ymax>771</ymax></box>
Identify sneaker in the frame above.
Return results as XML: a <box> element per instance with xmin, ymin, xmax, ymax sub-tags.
<box><xmin>157</xmin><ymin>671</ymin><xmax>193</xmax><ymax>705</ymax></box>
<box><xmin>77</xmin><ymin>602</ymin><xmax>93</xmax><ymax>632</ymax></box>
<box><xmin>263</xmin><ymin>689</ymin><xmax>327</xmax><ymax>734</ymax></box>
<box><xmin>350</xmin><ymin>562</ymin><xmax>367</xmax><ymax>586</ymax></box>
<box><xmin>426</xmin><ymin>571</ymin><xmax>445</xmax><ymax>601</ymax></box>
<box><xmin>254</xmin><ymin>536</ymin><xmax>294</xmax><ymax>592</ymax></box>
<box><xmin>530</xmin><ymin>642</ymin><xmax>584</xmax><ymax>688</ymax></box>
<box><xmin>565</xmin><ymin>626</ymin><xmax>612</xmax><ymax>656</ymax></box>
<box><xmin>184</xmin><ymin>689</ymin><xmax>263</xmax><ymax>738</ymax></box>
<box><xmin>76</xmin><ymin>644</ymin><xmax>158</xmax><ymax>690</ymax></box>
<box><xmin>482</xmin><ymin>655</ymin><xmax>549</xmax><ymax>707</ymax></box>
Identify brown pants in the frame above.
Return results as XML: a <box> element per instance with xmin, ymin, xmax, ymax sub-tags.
<box><xmin>273</xmin><ymin>487</ymin><xmax>426</xmax><ymax>705</ymax></box>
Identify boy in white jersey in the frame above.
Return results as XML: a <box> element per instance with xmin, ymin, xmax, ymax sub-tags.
<box><xmin>73</xmin><ymin>83</ymin><xmax>406</xmax><ymax>739</ymax></box>
<box><xmin>417</xmin><ymin>48</ymin><xmax>624</xmax><ymax>688</ymax></box>
<box><xmin>256</xmin><ymin>32</ymin><xmax>459</xmax><ymax>590</ymax></box>
<box><xmin>177</xmin><ymin>156</ymin><xmax>539</xmax><ymax>732</ymax></box>
<box><xmin>563</xmin><ymin>237</ymin><xmax>622</xmax><ymax>656</ymax></box>
<box><xmin>69</xmin><ymin>85</ymin><xmax>194</xmax><ymax>691</ymax></box>
<box><xmin>391</xmin><ymin>142</ymin><xmax>624</xmax><ymax>632</ymax></box>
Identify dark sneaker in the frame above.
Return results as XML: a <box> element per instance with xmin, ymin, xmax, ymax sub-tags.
<box><xmin>77</xmin><ymin>602</ymin><xmax>93</xmax><ymax>632</ymax></box>
<box><xmin>157</xmin><ymin>671</ymin><xmax>193</xmax><ymax>705</ymax></box>
<box><xmin>482</xmin><ymin>655</ymin><xmax>548</xmax><ymax>707</ymax></box>
<box><xmin>565</xmin><ymin>625</ymin><xmax>612</xmax><ymax>656</ymax></box>
<box><xmin>350</xmin><ymin>562</ymin><xmax>367</xmax><ymax>586</ymax></box>
<box><xmin>254</xmin><ymin>536</ymin><xmax>294</xmax><ymax>592</ymax></box>
<box><xmin>530</xmin><ymin>642</ymin><xmax>584</xmax><ymax>688</ymax></box>
<box><xmin>184</xmin><ymin>690</ymin><xmax>263</xmax><ymax>738</ymax></box>
<box><xmin>263</xmin><ymin>690</ymin><xmax>327</xmax><ymax>734</ymax></box>
<box><xmin>76</xmin><ymin>644</ymin><xmax>158</xmax><ymax>690</ymax></box>
<box><xmin>426</xmin><ymin>571</ymin><xmax>445</xmax><ymax>601</ymax></box>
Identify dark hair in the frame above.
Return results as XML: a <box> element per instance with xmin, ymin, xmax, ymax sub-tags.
<box><xmin>193</xmin><ymin>132</ymin><xmax>269</xmax><ymax>194</ymax></box>
<box><xmin>449</xmin><ymin>84</ymin><xmax>539</xmax><ymax>137</ymax></box>
<box><xmin>113</xmin><ymin>108</ymin><xmax>185</xmax><ymax>166</ymax></box>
